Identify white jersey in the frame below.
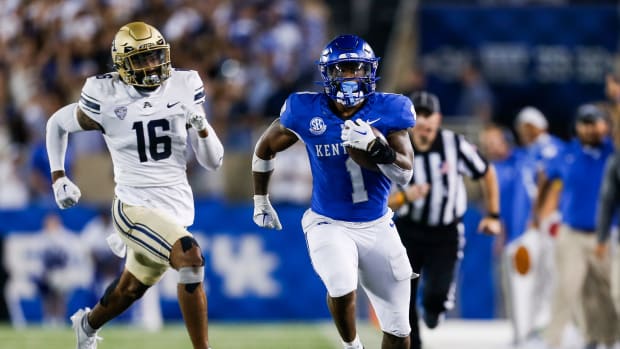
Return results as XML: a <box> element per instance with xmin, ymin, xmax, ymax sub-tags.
<box><xmin>78</xmin><ymin>69</ymin><xmax>206</xmax><ymax>226</ymax></box>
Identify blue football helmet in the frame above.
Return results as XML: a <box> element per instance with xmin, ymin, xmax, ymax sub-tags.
<box><xmin>317</xmin><ymin>35</ymin><xmax>379</xmax><ymax>108</ymax></box>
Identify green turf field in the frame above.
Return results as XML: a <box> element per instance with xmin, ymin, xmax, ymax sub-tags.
<box><xmin>0</xmin><ymin>322</ymin><xmax>384</xmax><ymax>349</ymax></box>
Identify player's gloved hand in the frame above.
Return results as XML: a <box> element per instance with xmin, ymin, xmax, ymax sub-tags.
<box><xmin>52</xmin><ymin>176</ymin><xmax>81</xmax><ymax>209</ymax></box>
<box><xmin>253</xmin><ymin>195</ymin><xmax>282</xmax><ymax>230</ymax></box>
<box><xmin>341</xmin><ymin>119</ymin><xmax>376</xmax><ymax>151</ymax></box>
<box><xmin>182</xmin><ymin>105</ymin><xmax>208</xmax><ymax>132</ymax></box>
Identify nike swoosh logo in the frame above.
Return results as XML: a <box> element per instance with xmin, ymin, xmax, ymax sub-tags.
<box><xmin>367</xmin><ymin>118</ymin><xmax>381</xmax><ymax>125</ymax></box>
<box><xmin>167</xmin><ymin>101</ymin><xmax>180</xmax><ymax>108</ymax></box>
<box><xmin>260</xmin><ymin>213</ymin><xmax>269</xmax><ymax>225</ymax></box>
<box><xmin>354</xmin><ymin>130</ymin><xmax>368</xmax><ymax>135</ymax></box>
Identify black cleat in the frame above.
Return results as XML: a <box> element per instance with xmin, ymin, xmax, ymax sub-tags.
<box><xmin>423</xmin><ymin>312</ymin><xmax>443</xmax><ymax>329</ymax></box>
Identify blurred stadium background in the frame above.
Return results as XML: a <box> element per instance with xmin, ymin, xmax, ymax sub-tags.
<box><xmin>0</xmin><ymin>0</ymin><xmax>618</xmax><ymax>348</ymax></box>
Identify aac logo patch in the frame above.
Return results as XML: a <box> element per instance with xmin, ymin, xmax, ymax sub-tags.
<box><xmin>309</xmin><ymin>117</ymin><xmax>327</xmax><ymax>135</ymax></box>
<box><xmin>114</xmin><ymin>106</ymin><xmax>127</xmax><ymax>120</ymax></box>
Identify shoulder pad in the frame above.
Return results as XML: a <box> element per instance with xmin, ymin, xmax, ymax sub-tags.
<box><xmin>288</xmin><ymin>92</ymin><xmax>320</xmax><ymax>106</ymax></box>
<box><xmin>283</xmin><ymin>92</ymin><xmax>321</xmax><ymax>115</ymax></box>
<box><xmin>371</xmin><ymin>93</ymin><xmax>415</xmax><ymax>130</ymax></box>
<box><xmin>171</xmin><ymin>69</ymin><xmax>205</xmax><ymax>104</ymax></box>
<box><xmin>279</xmin><ymin>92</ymin><xmax>320</xmax><ymax>131</ymax></box>
<box><xmin>79</xmin><ymin>73</ymin><xmax>120</xmax><ymax>116</ymax></box>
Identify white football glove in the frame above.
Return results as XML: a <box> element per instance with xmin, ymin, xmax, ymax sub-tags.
<box><xmin>341</xmin><ymin>119</ymin><xmax>376</xmax><ymax>151</ymax></box>
<box><xmin>253</xmin><ymin>195</ymin><xmax>282</xmax><ymax>230</ymax></box>
<box><xmin>182</xmin><ymin>104</ymin><xmax>208</xmax><ymax>132</ymax></box>
<box><xmin>52</xmin><ymin>176</ymin><xmax>81</xmax><ymax>209</ymax></box>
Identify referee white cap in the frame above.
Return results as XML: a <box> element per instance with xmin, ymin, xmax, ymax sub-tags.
<box><xmin>515</xmin><ymin>106</ymin><xmax>548</xmax><ymax>129</ymax></box>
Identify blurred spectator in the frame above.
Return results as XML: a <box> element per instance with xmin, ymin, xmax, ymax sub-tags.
<box><xmin>540</xmin><ymin>104</ymin><xmax>619</xmax><ymax>349</ymax></box>
<box><xmin>0</xmin><ymin>120</ymin><xmax>29</xmax><ymax>209</ymax></box>
<box><xmin>594</xmin><ymin>70</ymin><xmax>620</xmax><ymax>320</ymax></box>
<box><xmin>479</xmin><ymin>124</ymin><xmax>521</xmax><ymax>244</ymax></box>
<box><xmin>600</xmin><ymin>69</ymin><xmax>620</xmax><ymax>148</ymax></box>
<box><xmin>457</xmin><ymin>61</ymin><xmax>494</xmax><ymax>122</ymax></box>
<box><xmin>36</xmin><ymin>213</ymin><xmax>84</xmax><ymax>326</ymax></box>
<box><xmin>514</xmin><ymin>106</ymin><xmax>565</xmax><ymax>226</ymax></box>
<box><xmin>596</xmin><ymin>150</ymin><xmax>620</xmax><ymax>319</ymax></box>
<box><xmin>0</xmin><ymin>63</ymin><xmax>29</xmax><ymax>209</ymax></box>
<box><xmin>4</xmin><ymin>212</ymin><xmax>93</xmax><ymax>327</ymax></box>
<box><xmin>499</xmin><ymin>107</ymin><xmax>565</xmax><ymax>345</ymax></box>
<box><xmin>596</xmin><ymin>66</ymin><xmax>620</xmax><ymax>323</ymax></box>
<box><xmin>478</xmin><ymin>124</ymin><xmax>521</xmax><ymax>322</ymax></box>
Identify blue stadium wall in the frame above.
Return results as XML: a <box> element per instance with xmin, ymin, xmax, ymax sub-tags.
<box><xmin>0</xmin><ymin>200</ymin><xmax>494</xmax><ymax>323</ymax></box>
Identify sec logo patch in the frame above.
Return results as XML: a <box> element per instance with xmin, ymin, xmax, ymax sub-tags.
<box><xmin>309</xmin><ymin>117</ymin><xmax>327</xmax><ymax>135</ymax></box>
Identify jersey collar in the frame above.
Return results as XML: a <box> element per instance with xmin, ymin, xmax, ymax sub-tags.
<box><xmin>320</xmin><ymin>93</ymin><xmax>376</xmax><ymax>122</ymax></box>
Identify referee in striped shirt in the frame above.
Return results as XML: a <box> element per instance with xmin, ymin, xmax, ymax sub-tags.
<box><xmin>389</xmin><ymin>91</ymin><xmax>501</xmax><ymax>349</ymax></box>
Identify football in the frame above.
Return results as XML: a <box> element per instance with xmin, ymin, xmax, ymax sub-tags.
<box><xmin>345</xmin><ymin>126</ymin><xmax>383</xmax><ymax>172</ymax></box>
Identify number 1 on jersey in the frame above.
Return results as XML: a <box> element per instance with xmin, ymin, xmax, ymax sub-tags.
<box><xmin>132</xmin><ymin>119</ymin><xmax>172</xmax><ymax>162</ymax></box>
<box><xmin>345</xmin><ymin>157</ymin><xmax>368</xmax><ymax>203</ymax></box>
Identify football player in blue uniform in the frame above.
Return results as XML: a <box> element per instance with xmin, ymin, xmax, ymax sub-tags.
<box><xmin>252</xmin><ymin>35</ymin><xmax>416</xmax><ymax>349</ymax></box>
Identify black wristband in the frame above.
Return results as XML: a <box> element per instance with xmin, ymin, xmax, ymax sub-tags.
<box><xmin>487</xmin><ymin>212</ymin><xmax>500</xmax><ymax>219</ymax></box>
<box><xmin>368</xmin><ymin>137</ymin><xmax>396</xmax><ymax>164</ymax></box>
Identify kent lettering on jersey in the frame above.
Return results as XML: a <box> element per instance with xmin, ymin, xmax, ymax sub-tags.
<box><xmin>314</xmin><ymin>142</ymin><xmax>347</xmax><ymax>157</ymax></box>
<box><xmin>252</xmin><ymin>35</ymin><xmax>416</xmax><ymax>349</ymax></box>
<box><xmin>280</xmin><ymin>92</ymin><xmax>415</xmax><ymax>222</ymax></box>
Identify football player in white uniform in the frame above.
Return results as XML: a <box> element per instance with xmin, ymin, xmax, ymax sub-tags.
<box><xmin>45</xmin><ymin>22</ymin><xmax>223</xmax><ymax>349</ymax></box>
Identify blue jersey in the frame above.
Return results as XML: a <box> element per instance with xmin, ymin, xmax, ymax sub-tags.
<box><xmin>280</xmin><ymin>92</ymin><xmax>416</xmax><ymax>222</ymax></box>
<box><xmin>528</xmin><ymin>133</ymin><xmax>565</xmax><ymax>177</ymax></box>
<box><xmin>546</xmin><ymin>138</ymin><xmax>614</xmax><ymax>231</ymax></box>
<box><xmin>494</xmin><ymin>149</ymin><xmax>527</xmax><ymax>243</ymax></box>
<box><xmin>519</xmin><ymin>134</ymin><xmax>564</xmax><ymax>199</ymax></box>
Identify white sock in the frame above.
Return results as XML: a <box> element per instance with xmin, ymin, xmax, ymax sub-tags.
<box><xmin>81</xmin><ymin>316</ymin><xmax>97</xmax><ymax>336</ymax></box>
<box><xmin>342</xmin><ymin>334</ymin><xmax>363</xmax><ymax>349</ymax></box>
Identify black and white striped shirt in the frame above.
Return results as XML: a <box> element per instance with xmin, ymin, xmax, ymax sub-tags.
<box><xmin>399</xmin><ymin>128</ymin><xmax>488</xmax><ymax>229</ymax></box>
